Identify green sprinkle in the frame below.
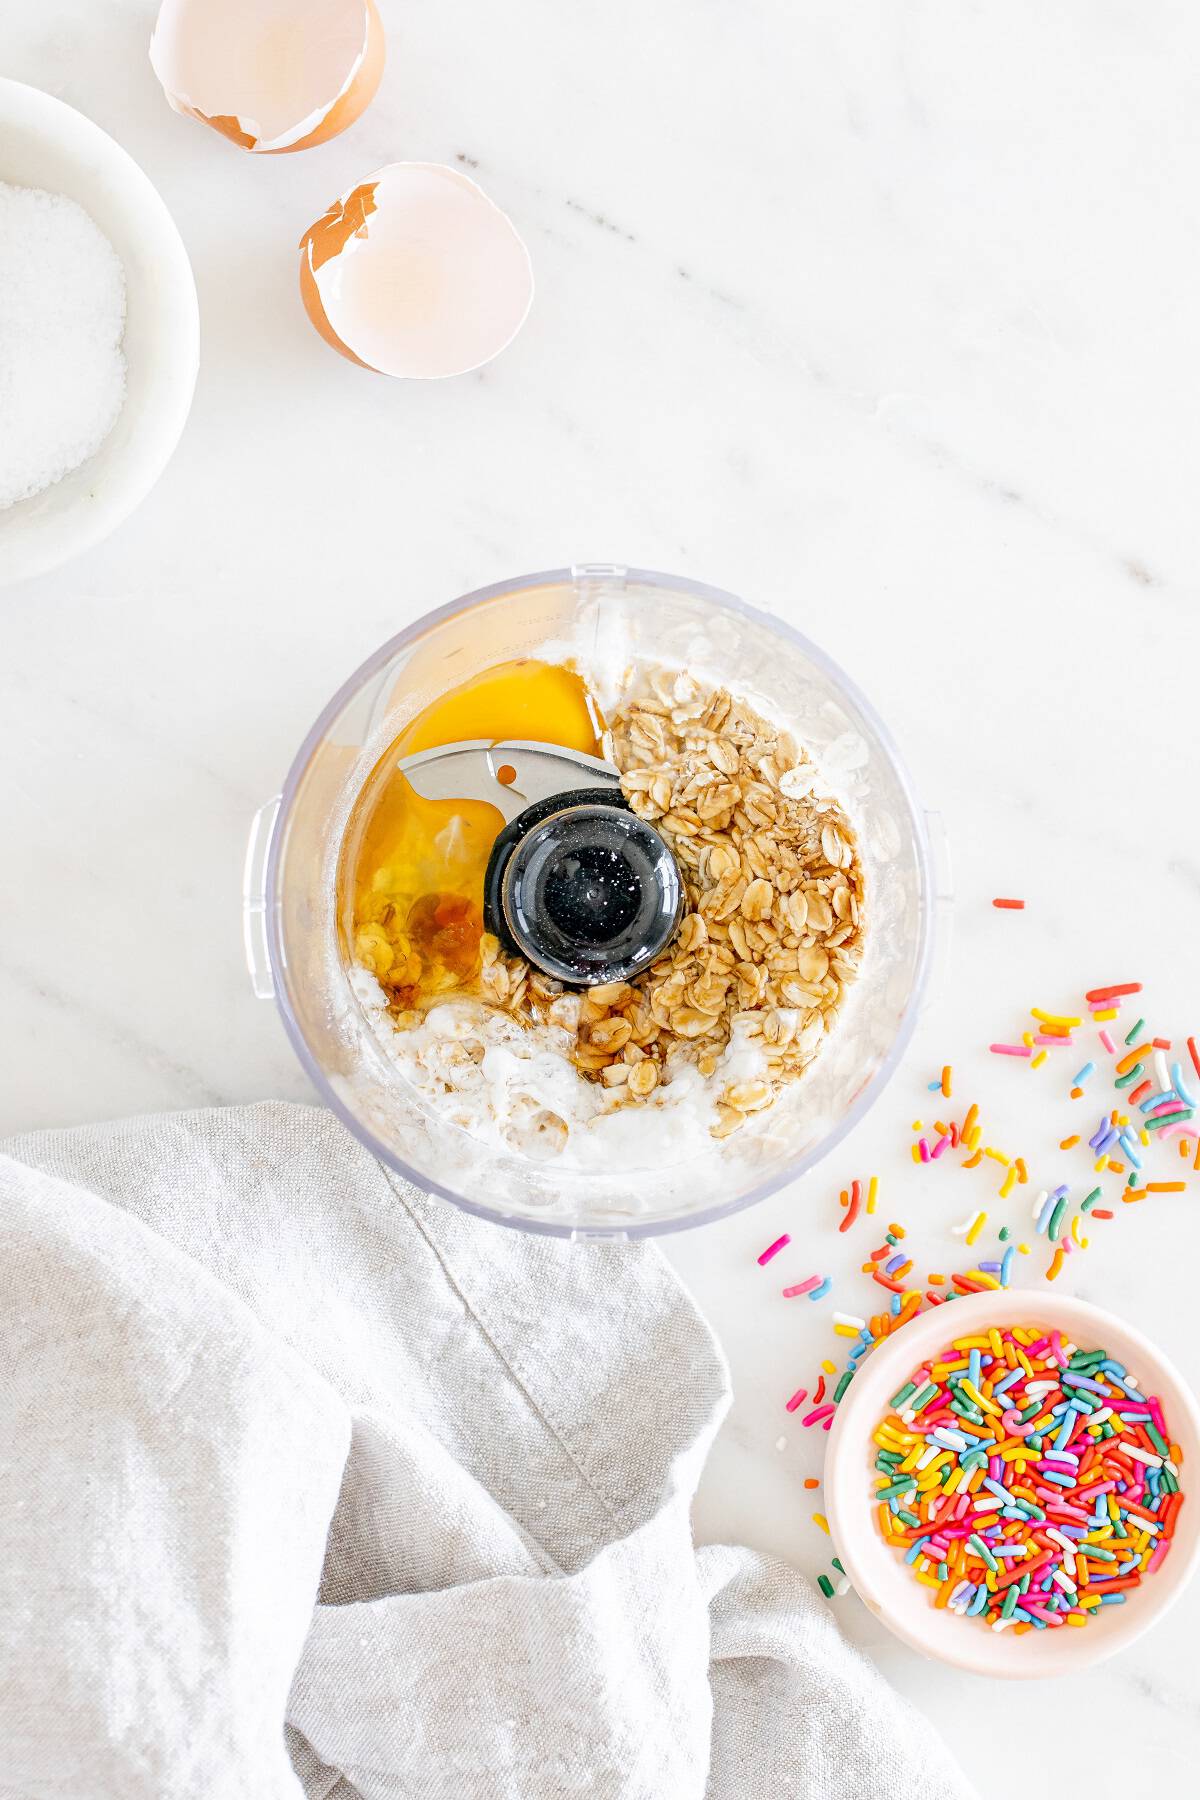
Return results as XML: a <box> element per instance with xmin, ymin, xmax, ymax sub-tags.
<box><xmin>885</xmin><ymin>1232</ymin><xmax>899</xmax><ymax>1246</ymax></box>
<box><xmin>1080</xmin><ymin>1188</ymin><xmax>1103</xmax><ymax>1213</ymax></box>
<box><xmin>896</xmin><ymin>1508</ymin><xmax>921</xmax><ymax>1527</ymax></box>
<box><xmin>1114</xmin><ymin>1065</ymin><xmax>1144</xmax><ymax>1089</ymax></box>
<box><xmin>889</xmin><ymin>1381</ymin><xmax>917</xmax><ymax>1408</ymax></box>
<box><xmin>969</xmin><ymin>1533</ymin><xmax>999</xmax><ymax>1572</ymax></box>
<box><xmin>831</xmin><ymin>1557</ymin><xmax>845</xmax><ymax>1574</ymax></box>
<box><xmin>1001</xmin><ymin>1583</ymin><xmax>1019</xmax><ymax>1619</ymax></box>
<box><xmin>1148</xmin><ymin>1108</ymin><xmax>1194</xmax><ymax>1132</ymax></box>
<box><xmin>910</xmin><ymin>1382</ymin><xmax>939</xmax><ymax>1411</ymax></box>
<box><xmin>818</xmin><ymin>1573</ymin><xmax>835</xmax><ymax>1598</ymax></box>
<box><xmin>876</xmin><ymin>1478</ymin><xmax>917</xmax><ymax>1501</ymax></box>
<box><xmin>1124</xmin><ymin>1017</ymin><xmax>1145</xmax><ymax>1046</ymax></box>
<box><xmin>1048</xmin><ymin>1194</ymin><xmax>1070</xmax><ymax>1240</ymax></box>
<box><xmin>834</xmin><ymin>1369</ymin><xmax>855</xmax><ymax>1403</ymax></box>
<box><xmin>1148</xmin><ymin>1423</ymin><xmax>1171</xmax><ymax>1460</ymax></box>
<box><xmin>998</xmin><ymin>1225</ymin><xmax>1010</xmax><ymax>1242</ymax></box>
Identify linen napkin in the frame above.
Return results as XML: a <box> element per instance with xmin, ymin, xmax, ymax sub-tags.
<box><xmin>0</xmin><ymin>1102</ymin><xmax>976</xmax><ymax>1799</ymax></box>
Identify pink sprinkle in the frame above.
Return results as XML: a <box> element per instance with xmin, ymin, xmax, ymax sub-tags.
<box><xmin>801</xmin><ymin>1403</ymin><xmax>836</xmax><ymax>1427</ymax></box>
<box><xmin>918</xmin><ymin>1137</ymin><xmax>931</xmax><ymax>1162</ymax></box>
<box><xmin>1099</xmin><ymin>1030</ymin><xmax>1117</xmax><ymax>1054</ymax></box>
<box><xmin>1034</xmin><ymin>1033</ymin><xmax>1074</xmax><ymax>1047</ymax></box>
<box><xmin>990</xmin><ymin>1043</ymin><xmax>1033</xmax><ymax>1057</ymax></box>
<box><xmin>782</xmin><ymin>1274</ymin><xmax>822</xmax><ymax>1298</ymax></box>
<box><xmin>1148</xmin><ymin>1101</ymin><xmax>1179</xmax><ymax>1118</ymax></box>
<box><xmin>757</xmin><ymin>1232</ymin><xmax>791</xmax><ymax>1266</ymax></box>
<box><xmin>930</xmin><ymin>1133</ymin><xmax>951</xmax><ymax>1160</ymax></box>
<box><xmin>784</xmin><ymin>1387</ymin><xmax>808</xmax><ymax>1413</ymax></box>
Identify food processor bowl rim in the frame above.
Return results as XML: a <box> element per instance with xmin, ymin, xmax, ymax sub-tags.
<box><xmin>264</xmin><ymin>564</ymin><xmax>936</xmax><ymax>1240</ymax></box>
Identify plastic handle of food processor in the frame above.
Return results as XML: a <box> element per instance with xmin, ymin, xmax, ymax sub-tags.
<box><xmin>243</xmin><ymin>795</ymin><xmax>281</xmax><ymax>1001</ymax></box>
<box><xmin>923</xmin><ymin>809</ymin><xmax>954</xmax><ymax>1008</ymax></box>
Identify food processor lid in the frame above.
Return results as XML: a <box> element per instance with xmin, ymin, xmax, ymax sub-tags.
<box><xmin>397</xmin><ymin>738</ymin><xmax>684</xmax><ymax>987</ymax></box>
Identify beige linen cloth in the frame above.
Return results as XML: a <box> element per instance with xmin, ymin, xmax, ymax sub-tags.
<box><xmin>0</xmin><ymin>1103</ymin><xmax>975</xmax><ymax>1800</ymax></box>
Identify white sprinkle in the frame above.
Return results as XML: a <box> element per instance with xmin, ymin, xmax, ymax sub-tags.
<box><xmin>0</xmin><ymin>183</ymin><xmax>126</xmax><ymax>508</ymax></box>
<box><xmin>835</xmin><ymin>1577</ymin><xmax>852</xmax><ymax>1596</ymax></box>
<box><xmin>775</xmin><ymin>1436</ymin><xmax>787</xmax><ymax>1452</ymax></box>
<box><xmin>833</xmin><ymin>1311</ymin><xmax>866</xmax><ymax>1329</ymax></box>
<box><xmin>1031</xmin><ymin>1188</ymin><xmax>1049</xmax><ymax>1221</ymax></box>
<box><xmin>1123</xmin><ymin>1445</ymin><xmax>1163</xmax><ymax>1467</ymax></box>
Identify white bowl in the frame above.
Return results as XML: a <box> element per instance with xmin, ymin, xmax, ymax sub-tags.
<box><xmin>824</xmin><ymin>1290</ymin><xmax>1200</xmax><ymax>1677</ymax></box>
<box><xmin>0</xmin><ymin>79</ymin><xmax>199</xmax><ymax>587</ymax></box>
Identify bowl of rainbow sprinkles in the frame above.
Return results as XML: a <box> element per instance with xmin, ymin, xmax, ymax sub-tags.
<box><xmin>823</xmin><ymin>1290</ymin><xmax>1199</xmax><ymax>1676</ymax></box>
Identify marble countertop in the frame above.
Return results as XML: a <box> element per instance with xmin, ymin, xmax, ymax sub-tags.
<box><xmin>5</xmin><ymin>4</ymin><xmax>1199</xmax><ymax>1793</ymax></box>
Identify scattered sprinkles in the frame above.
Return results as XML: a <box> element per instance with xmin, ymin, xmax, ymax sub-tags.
<box><xmin>872</xmin><ymin>1326</ymin><xmax>1185</xmax><ymax>1633</ymax></box>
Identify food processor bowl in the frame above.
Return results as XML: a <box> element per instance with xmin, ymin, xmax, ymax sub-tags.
<box><xmin>245</xmin><ymin>565</ymin><xmax>948</xmax><ymax>1237</ymax></box>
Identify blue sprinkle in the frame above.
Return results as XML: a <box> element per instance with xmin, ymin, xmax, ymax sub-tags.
<box><xmin>807</xmin><ymin>1277</ymin><xmax>832</xmax><ymax>1302</ymax></box>
<box><xmin>927</xmin><ymin>1079</ymin><xmax>943</xmax><ymax>1090</ymax></box>
<box><xmin>884</xmin><ymin>1253</ymin><xmax>906</xmax><ymax>1274</ymax></box>
<box><xmin>1172</xmin><ymin>1062</ymin><xmax>1197</xmax><ymax>1108</ymax></box>
<box><xmin>1073</xmin><ymin>1061</ymin><xmax>1095</xmax><ymax>1085</ymax></box>
<box><xmin>1099</xmin><ymin>1592</ymin><xmax>1128</xmax><ymax>1606</ymax></box>
<box><xmin>1000</xmin><ymin>1245</ymin><xmax>1015</xmax><ymax>1286</ymax></box>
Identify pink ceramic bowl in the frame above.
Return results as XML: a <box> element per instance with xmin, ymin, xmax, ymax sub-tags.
<box><xmin>824</xmin><ymin>1290</ymin><xmax>1200</xmax><ymax>1677</ymax></box>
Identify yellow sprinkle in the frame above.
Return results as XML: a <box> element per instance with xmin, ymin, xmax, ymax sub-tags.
<box><xmin>999</xmin><ymin>1168</ymin><xmax>1017</xmax><ymax>1198</ymax></box>
<box><xmin>966</xmin><ymin>1271</ymin><xmax>1001</xmax><ymax>1289</ymax></box>
<box><xmin>1017</xmin><ymin>1244</ymin><xmax>1031</xmax><ymax>1255</ymax></box>
<box><xmin>1070</xmin><ymin>1215</ymin><xmax>1087</xmax><ymax>1248</ymax></box>
<box><xmin>1032</xmin><ymin>1009</ymin><xmax>1083</xmax><ymax>1027</ymax></box>
<box><xmin>866</xmin><ymin>1175</ymin><xmax>878</xmax><ymax>1215</ymax></box>
<box><xmin>821</xmin><ymin>1359</ymin><xmax>836</xmax><ymax>1375</ymax></box>
<box><xmin>988</xmin><ymin>1328</ymin><xmax>1003</xmax><ymax>1358</ymax></box>
<box><xmin>965</xmin><ymin>1211</ymin><xmax>988</xmax><ymax>1246</ymax></box>
<box><xmin>834</xmin><ymin>1323</ymin><xmax>860</xmax><ymax>1338</ymax></box>
<box><xmin>1094</xmin><ymin>1156</ymin><xmax>1108</xmax><ymax>1172</ymax></box>
<box><xmin>812</xmin><ymin>1512</ymin><xmax>830</xmax><ymax>1535</ymax></box>
<box><xmin>1140</xmin><ymin>1129</ymin><xmax>1150</xmax><ymax>1147</ymax></box>
<box><xmin>911</xmin><ymin>1144</ymin><xmax>922</xmax><ymax>1164</ymax></box>
<box><xmin>967</xmin><ymin>1124</ymin><xmax>983</xmax><ymax>1149</ymax></box>
<box><xmin>961</xmin><ymin>1379</ymin><xmax>1001</xmax><ymax>1416</ymax></box>
<box><xmin>1031</xmin><ymin>1050</ymin><xmax>1048</xmax><ymax>1069</ymax></box>
<box><xmin>1022</xmin><ymin>1031</ymin><xmax>1034</xmax><ymax>1047</ymax></box>
<box><xmin>912</xmin><ymin>1120</ymin><xmax>923</xmax><ymax>1131</ymax></box>
<box><xmin>1092</xmin><ymin>1008</ymin><xmax>1118</xmax><ymax>1022</ymax></box>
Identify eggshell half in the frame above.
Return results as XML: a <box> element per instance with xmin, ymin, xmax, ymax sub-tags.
<box><xmin>150</xmin><ymin>0</ymin><xmax>384</xmax><ymax>154</ymax></box>
<box><xmin>298</xmin><ymin>164</ymin><xmax>534</xmax><ymax>379</ymax></box>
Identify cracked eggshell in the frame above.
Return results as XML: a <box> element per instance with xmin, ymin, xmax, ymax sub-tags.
<box><xmin>298</xmin><ymin>163</ymin><xmax>534</xmax><ymax>379</ymax></box>
<box><xmin>150</xmin><ymin>0</ymin><xmax>384</xmax><ymax>154</ymax></box>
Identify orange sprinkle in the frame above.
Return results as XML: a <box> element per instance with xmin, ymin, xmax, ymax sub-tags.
<box><xmin>1046</xmin><ymin>1248</ymin><xmax>1065</xmax><ymax>1281</ymax></box>
<box><xmin>941</xmin><ymin>1065</ymin><xmax>952</xmax><ymax>1099</ymax></box>
<box><xmin>927</xmin><ymin>1273</ymin><xmax>947</xmax><ymax>1285</ymax></box>
<box><xmin>804</xmin><ymin>1477</ymin><xmax>820</xmax><ymax>1490</ymax></box>
<box><xmin>1115</xmin><ymin>1044</ymin><xmax>1148</xmax><ymax>1077</ymax></box>
<box><xmin>1070</xmin><ymin>1086</ymin><xmax>1084</xmax><ymax>1098</ymax></box>
<box><xmin>1146</xmin><ymin>1181</ymin><xmax>1186</xmax><ymax>1194</ymax></box>
<box><xmin>1060</xmin><ymin>1134</ymin><xmax>1080</xmax><ymax>1149</ymax></box>
<box><xmin>992</xmin><ymin>898</ymin><xmax>1025</xmax><ymax>909</ymax></box>
<box><xmin>1014</xmin><ymin>1157</ymin><xmax>1028</xmax><ymax>1183</ymax></box>
<box><xmin>1123</xmin><ymin>1190</ymin><xmax>1147</xmax><ymax>1203</ymax></box>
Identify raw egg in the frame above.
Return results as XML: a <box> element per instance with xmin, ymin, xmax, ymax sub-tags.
<box><xmin>299</xmin><ymin>163</ymin><xmax>534</xmax><ymax>378</ymax></box>
<box><xmin>149</xmin><ymin>0</ymin><xmax>384</xmax><ymax>154</ymax></box>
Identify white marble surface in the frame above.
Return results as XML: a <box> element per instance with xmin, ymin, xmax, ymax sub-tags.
<box><xmin>5</xmin><ymin>4</ymin><xmax>1200</xmax><ymax>1793</ymax></box>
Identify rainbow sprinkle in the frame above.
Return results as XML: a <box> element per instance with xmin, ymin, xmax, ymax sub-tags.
<box><xmin>873</xmin><ymin>1325</ymin><xmax>1185</xmax><ymax>1632</ymax></box>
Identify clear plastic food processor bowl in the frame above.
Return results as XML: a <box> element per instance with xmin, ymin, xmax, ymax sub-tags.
<box><xmin>245</xmin><ymin>565</ymin><xmax>950</xmax><ymax>1238</ymax></box>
